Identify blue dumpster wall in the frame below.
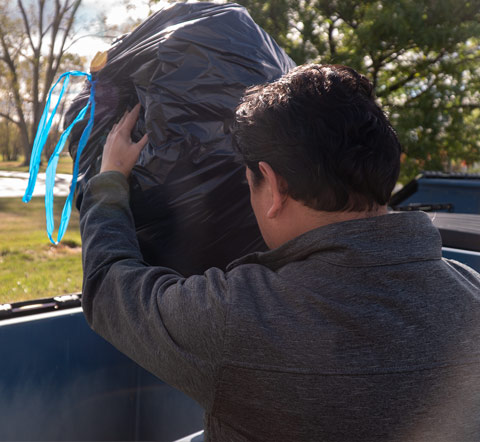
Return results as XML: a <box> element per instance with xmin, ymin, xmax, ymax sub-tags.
<box><xmin>0</xmin><ymin>246</ymin><xmax>478</xmax><ymax>441</ymax></box>
<box><xmin>0</xmin><ymin>310</ymin><xmax>203</xmax><ymax>441</ymax></box>
<box><xmin>400</xmin><ymin>178</ymin><xmax>480</xmax><ymax>214</ymax></box>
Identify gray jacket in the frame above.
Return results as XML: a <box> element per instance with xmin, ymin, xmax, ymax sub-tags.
<box><xmin>80</xmin><ymin>171</ymin><xmax>480</xmax><ymax>442</ymax></box>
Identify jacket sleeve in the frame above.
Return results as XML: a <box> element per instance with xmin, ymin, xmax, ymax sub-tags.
<box><xmin>79</xmin><ymin>171</ymin><xmax>229</xmax><ymax>411</ymax></box>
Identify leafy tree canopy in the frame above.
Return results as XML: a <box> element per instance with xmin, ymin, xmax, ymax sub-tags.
<box><xmin>199</xmin><ymin>0</ymin><xmax>480</xmax><ymax>181</ymax></box>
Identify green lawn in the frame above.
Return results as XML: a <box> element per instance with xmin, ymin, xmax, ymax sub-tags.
<box><xmin>0</xmin><ymin>154</ymin><xmax>74</xmax><ymax>175</ymax></box>
<box><xmin>0</xmin><ymin>195</ymin><xmax>82</xmax><ymax>304</ymax></box>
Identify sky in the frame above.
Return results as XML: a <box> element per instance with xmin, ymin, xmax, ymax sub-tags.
<box><xmin>68</xmin><ymin>0</ymin><xmax>169</xmax><ymax>63</ymax></box>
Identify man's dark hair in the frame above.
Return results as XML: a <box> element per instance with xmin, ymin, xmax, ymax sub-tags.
<box><xmin>232</xmin><ymin>64</ymin><xmax>402</xmax><ymax>212</ymax></box>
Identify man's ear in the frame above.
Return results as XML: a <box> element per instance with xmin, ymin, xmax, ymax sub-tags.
<box><xmin>258</xmin><ymin>161</ymin><xmax>288</xmax><ymax>218</ymax></box>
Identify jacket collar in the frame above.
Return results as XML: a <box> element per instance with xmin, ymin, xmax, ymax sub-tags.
<box><xmin>227</xmin><ymin>211</ymin><xmax>442</xmax><ymax>271</ymax></box>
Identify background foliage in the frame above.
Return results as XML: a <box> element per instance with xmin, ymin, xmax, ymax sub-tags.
<box><xmin>1</xmin><ymin>0</ymin><xmax>479</xmax><ymax>181</ymax></box>
<box><xmin>233</xmin><ymin>0</ymin><xmax>480</xmax><ymax>181</ymax></box>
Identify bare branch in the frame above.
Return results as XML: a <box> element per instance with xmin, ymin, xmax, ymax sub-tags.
<box><xmin>0</xmin><ymin>31</ymin><xmax>29</xmax><ymax>145</ymax></box>
<box><xmin>50</xmin><ymin>0</ymin><xmax>82</xmax><ymax>77</ymax></box>
<box><xmin>403</xmin><ymin>77</ymin><xmax>437</xmax><ymax>105</ymax></box>
<box><xmin>449</xmin><ymin>103</ymin><xmax>480</xmax><ymax>109</ymax></box>
<box><xmin>17</xmin><ymin>48</ymin><xmax>32</xmax><ymax>60</ymax></box>
<box><xmin>0</xmin><ymin>33</ymin><xmax>18</xmax><ymax>86</ymax></box>
<box><xmin>402</xmin><ymin>101</ymin><xmax>480</xmax><ymax>110</ymax></box>
<box><xmin>0</xmin><ymin>112</ymin><xmax>20</xmax><ymax>126</ymax></box>
<box><xmin>17</xmin><ymin>0</ymin><xmax>36</xmax><ymax>51</ymax></box>
<box><xmin>63</xmin><ymin>32</ymin><xmax>117</xmax><ymax>52</ymax></box>
<box><xmin>377</xmin><ymin>50</ymin><xmax>446</xmax><ymax>98</ymax></box>
<box><xmin>327</xmin><ymin>18</ymin><xmax>338</xmax><ymax>57</ymax></box>
<box><xmin>42</xmin><ymin>23</ymin><xmax>52</xmax><ymax>39</ymax></box>
<box><xmin>38</xmin><ymin>0</ymin><xmax>64</xmax><ymax>121</ymax></box>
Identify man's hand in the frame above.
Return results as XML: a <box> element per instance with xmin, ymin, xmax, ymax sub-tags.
<box><xmin>100</xmin><ymin>103</ymin><xmax>149</xmax><ymax>177</ymax></box>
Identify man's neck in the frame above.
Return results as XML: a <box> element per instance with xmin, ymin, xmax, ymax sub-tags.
<box><xmin>269</xmin><ymin>200</ymin><xmax>388</xmax><ymax>249</ymax></box>
<box><xmin>310</xmin><ymin>205</ymin><xmax>389</xmax><ymax>228</ymax></box>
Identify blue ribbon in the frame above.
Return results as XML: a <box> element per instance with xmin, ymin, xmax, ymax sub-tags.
<box><xmin>23</xmin><ymin>71</ymin><xmax>96</xmax><ymax>244</ymax></box>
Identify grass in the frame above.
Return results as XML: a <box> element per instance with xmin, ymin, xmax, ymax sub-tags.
<box><xmin>0</xmin><ymin>153</ymin><xmax>74</xmax><ymax>175</ymax></box>
<box><xmin>0</xmin><ymin>195</ymin><xmax>82</xmax><ymax>304</ymax></box>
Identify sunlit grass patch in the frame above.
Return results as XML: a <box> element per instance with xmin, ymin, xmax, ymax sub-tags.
<box><xmin>0</xmin><ymin>196</ymin><xmax>82</xmax><ymax>304</ymax></box>
<box><xmin>0</xmin><ymin>154</ymin><xmax>74</xmax><ymax>175</ymax></box>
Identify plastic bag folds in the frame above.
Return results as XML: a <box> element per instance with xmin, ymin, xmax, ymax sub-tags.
<box><xmin>66</xmin><ymin>2</ymin><xmax>296</xmax><ymax>275</ymax></box>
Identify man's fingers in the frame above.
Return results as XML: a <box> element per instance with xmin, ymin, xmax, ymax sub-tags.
<box><xmin>135</xmin><ymin>133</ymin><xmax>149</xmax><ymax>151</ymax></box>
<box><xmin>122</xmin><ymin>103</ymin><xmax>142</xmax><ymax>133</ymax></box>
<box><xmin>117</xmin><ymin>110</ymin><xmax>128</xmax><ymax>128</ymax></box>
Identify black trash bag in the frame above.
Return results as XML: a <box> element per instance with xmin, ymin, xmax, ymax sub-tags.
<box><xmin>67</xmin><ymin>2</ymin><xmax>296</xmax><ymax>276</ymax></box>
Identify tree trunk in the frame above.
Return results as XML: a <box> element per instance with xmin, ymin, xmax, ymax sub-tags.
<box><xmin>18</xmin><ymin>121</ymin><xmax>31</xmax><ymax>166</ymax></box>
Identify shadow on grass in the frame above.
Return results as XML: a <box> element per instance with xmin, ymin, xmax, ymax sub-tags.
<box><xmin>0</xmin><ymin>196</ymin><xmax>81</xmax><ymax>231</ymax></box>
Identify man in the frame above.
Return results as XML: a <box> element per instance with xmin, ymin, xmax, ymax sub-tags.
<box><xmin>80</xmin><ymin>64</ymin><xmax>480</xmax><ymax>441</ymax></box>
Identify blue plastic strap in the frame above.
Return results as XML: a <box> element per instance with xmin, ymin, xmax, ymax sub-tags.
<box><xmin>22</xmin><ymin>71</ymin><xmax>96</xmax><ymax>244</ymax></box>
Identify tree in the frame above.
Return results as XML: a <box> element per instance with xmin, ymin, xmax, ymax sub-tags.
<box><xmin>0</xmin><ymin>102</ymin><xmax>20</xmax><ymax>162</ymax></box>
<box><xmin>219</xmin><ymin>0</ymin><xmax>480</xmax><ymax>181</ymax></box>
<box><xmin>0</xmin><ymin>0</ymin><xmax>85</xmax><ymax>165</ymax></box>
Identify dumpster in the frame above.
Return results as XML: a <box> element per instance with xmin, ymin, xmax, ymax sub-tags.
<box><xmin>0</xmin><ymin>300</ymin><xmax>204</xmax><ymax>441</ymax></box>
<box><xmin>390</xmin><ymin>171</ymin><xmax>480</xmax><ymax>214</ymax></box>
